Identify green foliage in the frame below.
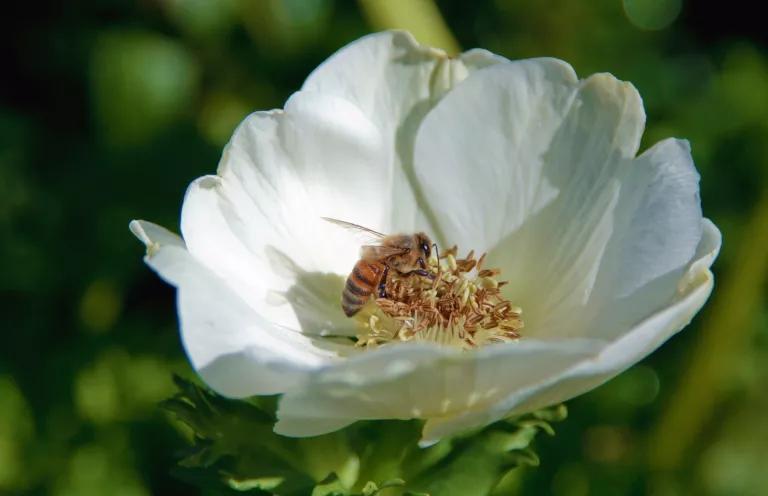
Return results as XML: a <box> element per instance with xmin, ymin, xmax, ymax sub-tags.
<box><xmin>91</xmin><ymin>30</ymin><xmax>200</xmax><ymax>147</ymax></box>
<box><xmin>164</xmin><ymin>376</ymin><xmax>565</xmax><ymax>496</ymax></box>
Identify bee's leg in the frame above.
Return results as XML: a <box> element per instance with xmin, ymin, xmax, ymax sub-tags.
<box><xmin>413</xmin><ymin>258</ymin><xmax>435</xmax><ymax>279</ymax></box>
<box><xmin>378</xmin><ymin>266</ymin><xmax>389</xmax><ymax>298</ymax></box>
<box><xmin>404</xmin><ymin>269</ymin><xmax>435</xmax><ymax>280</ymax></box>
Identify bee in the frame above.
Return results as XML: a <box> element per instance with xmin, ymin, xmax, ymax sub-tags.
<box><xmin>323</xmin><ymin>217</ymin><xmax>434</xmax><ymax>317</ymax></box>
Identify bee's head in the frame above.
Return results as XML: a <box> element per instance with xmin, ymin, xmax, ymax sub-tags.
<box><xmin>416</xmin><ymin>233</ymin><xmax>432</xmax><ymax>259</ymax></box>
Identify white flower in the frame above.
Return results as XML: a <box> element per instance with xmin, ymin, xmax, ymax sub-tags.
<box><xmin>130</xmin><ymin>31</ymin><xmax>720</xmax><ymax>445</ymax></box>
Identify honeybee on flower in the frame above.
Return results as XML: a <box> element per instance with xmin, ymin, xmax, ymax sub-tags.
<box><xmin>131</xmin><ymin>30</ymin><xmax>720</xmax><ymax>444</ymax></box>
<box><xmin>321</xmin><ymin>217</ymin><xmax>434</xmax><ymax>317</ymax></box>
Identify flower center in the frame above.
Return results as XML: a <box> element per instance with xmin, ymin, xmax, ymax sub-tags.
<box><xmin>354</xmin><ymin>247</ymin><xmax>524</xmax><ymax>349</ymax></box>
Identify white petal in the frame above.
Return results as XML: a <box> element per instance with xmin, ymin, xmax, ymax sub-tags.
<box><xmin>180</xmin><ymin>91</ymin><xmax>390</xmax><ymax>336</ymax></box>
<box><xmin>303</xmin><ymin>31</ymin><xmax>505</xmax><ymax>131</ymax></box>
<box><xmin>413</xmin><ymin>61</ymin><xmax>645</xmax><ymax>335</ymax></box>
<box><xmin>526</xmin><ymin>138</ymin><xmax>707</xmax><ymax>340</ymax></box>
<box><xmin>421</xmin><ymin>219</ymin><xmax>720</xmax><ymax>443</ymax></box>
<box><xmin>302</xmin><ymin>30</ymin><xmax>506</xmax><ymax>235</ymax></box>
<box><xmin>274</xmin><ymin>339</ymin><xmax>598</xmax><ymax>438</ymax></box>
<box><xmin>572</xmin><ymin>138</ymin><xmax>706</xmax><ymax>341</ymax></box>
<box><xmin>507</xmin><ymin>221</ymin><xmax>718</xmax><ymax>413</ymax></box>
<box><xmin>413</xmin><ymin>58</ymin><xmax>579</xmax><ymax>247</ymax></box>
<box><xmin>608</xmin><ymin>139</ymin><xmax>703</xmax><ymax>298</ymax></box>
<box><xmin>129</xmin><ymin>219</ymin><xmax>187</xmax><ymax>284</ymax></box>
<box><xmin>130</xmin><ymin>220</ymin><xmax>341</xmax><ymax>396</ymax></box>
<box><xmin>679</xmin><ymin>218</ymin><xmax>720</xmax><ymax>292</ymax></box>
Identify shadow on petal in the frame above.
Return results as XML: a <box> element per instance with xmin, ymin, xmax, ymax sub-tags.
<box><xmin>396</xmin><ymin>99</ymin><xmax>448</xmax><ymax>243</ymax></box>
<box><xmin>264</xmin><ymin>246</ymin><xmax>360</xmax><ymax>346</ymax></box>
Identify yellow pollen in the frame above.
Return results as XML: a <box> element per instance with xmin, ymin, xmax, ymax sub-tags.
<box><xmin>354</xmin><ymin>246</ymin><xmax>524</xmax><ymax>349</ymax></box>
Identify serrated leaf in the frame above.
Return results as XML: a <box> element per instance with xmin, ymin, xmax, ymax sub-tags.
<box><xmin>516</xmin><ymin>419</ymin><xmax>556</xmax><ymax>436</ymax></box>
<box><xmin>228</xmin><ymin>476</ymin><xmax>285</xmax><ymax>491</ymax></box>
<box><xmin>400</xmin><ymin>438</ymin><xmax>454</xmax><ymax>481</ymax></box>
<box><xmin>505</xmin><ymin>448</ymin><xmax>540</xmax><ymax>468</ymax></box>
<box><xmin>361</xmin><ymin>478</ymin><xmax>406</xmax><ymax>495</ymax></box>
<box><xmin>312</xmin><ymin>472</ymin><xmax>349</xmax><ymax>496</ymax></box>
<box><xmin>483</xmin><ymin>426</ymin><xmax>538</xmax><ymax>453</ymax></box>
<box><xmin>164</xmin><ymin>377</ymin><xmax>566</xmax><ymax>496</ymax></box>
<box><xmin>532</xmin><ymin>404</ymin><xmax>568</xmax><ymax>422</ymax></box>
<box><xmin>378</xmin><ymin>478</ymin><xmax>406</xmax><ymax>488</ymax></box>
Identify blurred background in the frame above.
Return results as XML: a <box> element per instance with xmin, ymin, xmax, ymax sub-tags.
<box><xmin>2</xmin><ymin>0</ymin><xmax>767</xmax><ymax>494</ymax></box>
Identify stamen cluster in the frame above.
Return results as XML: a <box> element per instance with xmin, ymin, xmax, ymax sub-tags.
<box><xmin>356</xmin><ymin>247</ymin><xmax>524</xmax><ymax>349</ymax></box>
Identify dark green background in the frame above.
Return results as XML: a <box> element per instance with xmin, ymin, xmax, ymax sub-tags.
<box><xmin>3</xmin><ymin>1</ymin><xmax>767</xmax><ymax>494</ymax></box>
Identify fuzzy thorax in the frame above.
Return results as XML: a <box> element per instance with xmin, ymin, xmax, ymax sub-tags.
<box><xmin>354</xmin><ymin>247</ymin><xmax>524</xmax><ymax>349</ymax></box>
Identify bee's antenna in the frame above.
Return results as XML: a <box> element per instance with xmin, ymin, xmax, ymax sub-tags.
<box><xmin>432</xmin><ymin>243</ymin><xmax>440</xmax><ymax>260</ymax></box>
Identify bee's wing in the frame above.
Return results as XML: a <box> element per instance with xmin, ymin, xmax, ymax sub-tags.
<box><xmin>322</xmin><ymin>217</ymin><xmax>388</xmax><ymax>245</ymax></box>
<box><xmin>360</xmin><ymin>245</ymin><xmax>409</xmax><ymax>261</ymax></box>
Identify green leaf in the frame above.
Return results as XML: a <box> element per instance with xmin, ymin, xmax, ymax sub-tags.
<box><xmin>404</xmin><ymin>410</ymin><xmax>565</xmax><ymax>496</ymax></box>
<box><xmin>311</xmin><ymin>473</ymin><xmax>348</xmax><ymax>496</ymax></box>
<box><xmin>360</xmin><ymin>478</ymin><xmax>406</xmax><ymax>495</ymax></box>
<box><xmin>485</xmin><ymin>426</ymin><xmax>540</xmax><ymax>453</ymax></box>
<box><xmin>228</xmin><ymin>476</ymin><xmax>285</xmax><ymax>491</ymax></box>
<box><xmin>506</xmin><ymin>449</ymin><xmax>540</xmax><ymax>468</ymax></box>
<box><xmin>361</xmin><ymin>481</ymin><xmax>380</xmax><ymax>495</ymax></box>
<box><xmin>163</xmin><ymin>376</ymin><xmax>566</xmax><ymax>495</ymax></box>
<box><xmin>531</xmin><ymin>403</ymin><xmax>568</xmax><ymax>423</ymax></box>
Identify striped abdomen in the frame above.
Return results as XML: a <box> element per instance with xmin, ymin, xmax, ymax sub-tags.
<box><xmin>342</xmin><ymin>260</ymin><xmax>386</xmax><ymax>316</ymax></box>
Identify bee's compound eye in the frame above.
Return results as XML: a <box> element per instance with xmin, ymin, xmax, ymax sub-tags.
<box><xmin>421</xmin><ymin>242</ymin><xmax>430</xmax><ymax>257</ymax></box>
